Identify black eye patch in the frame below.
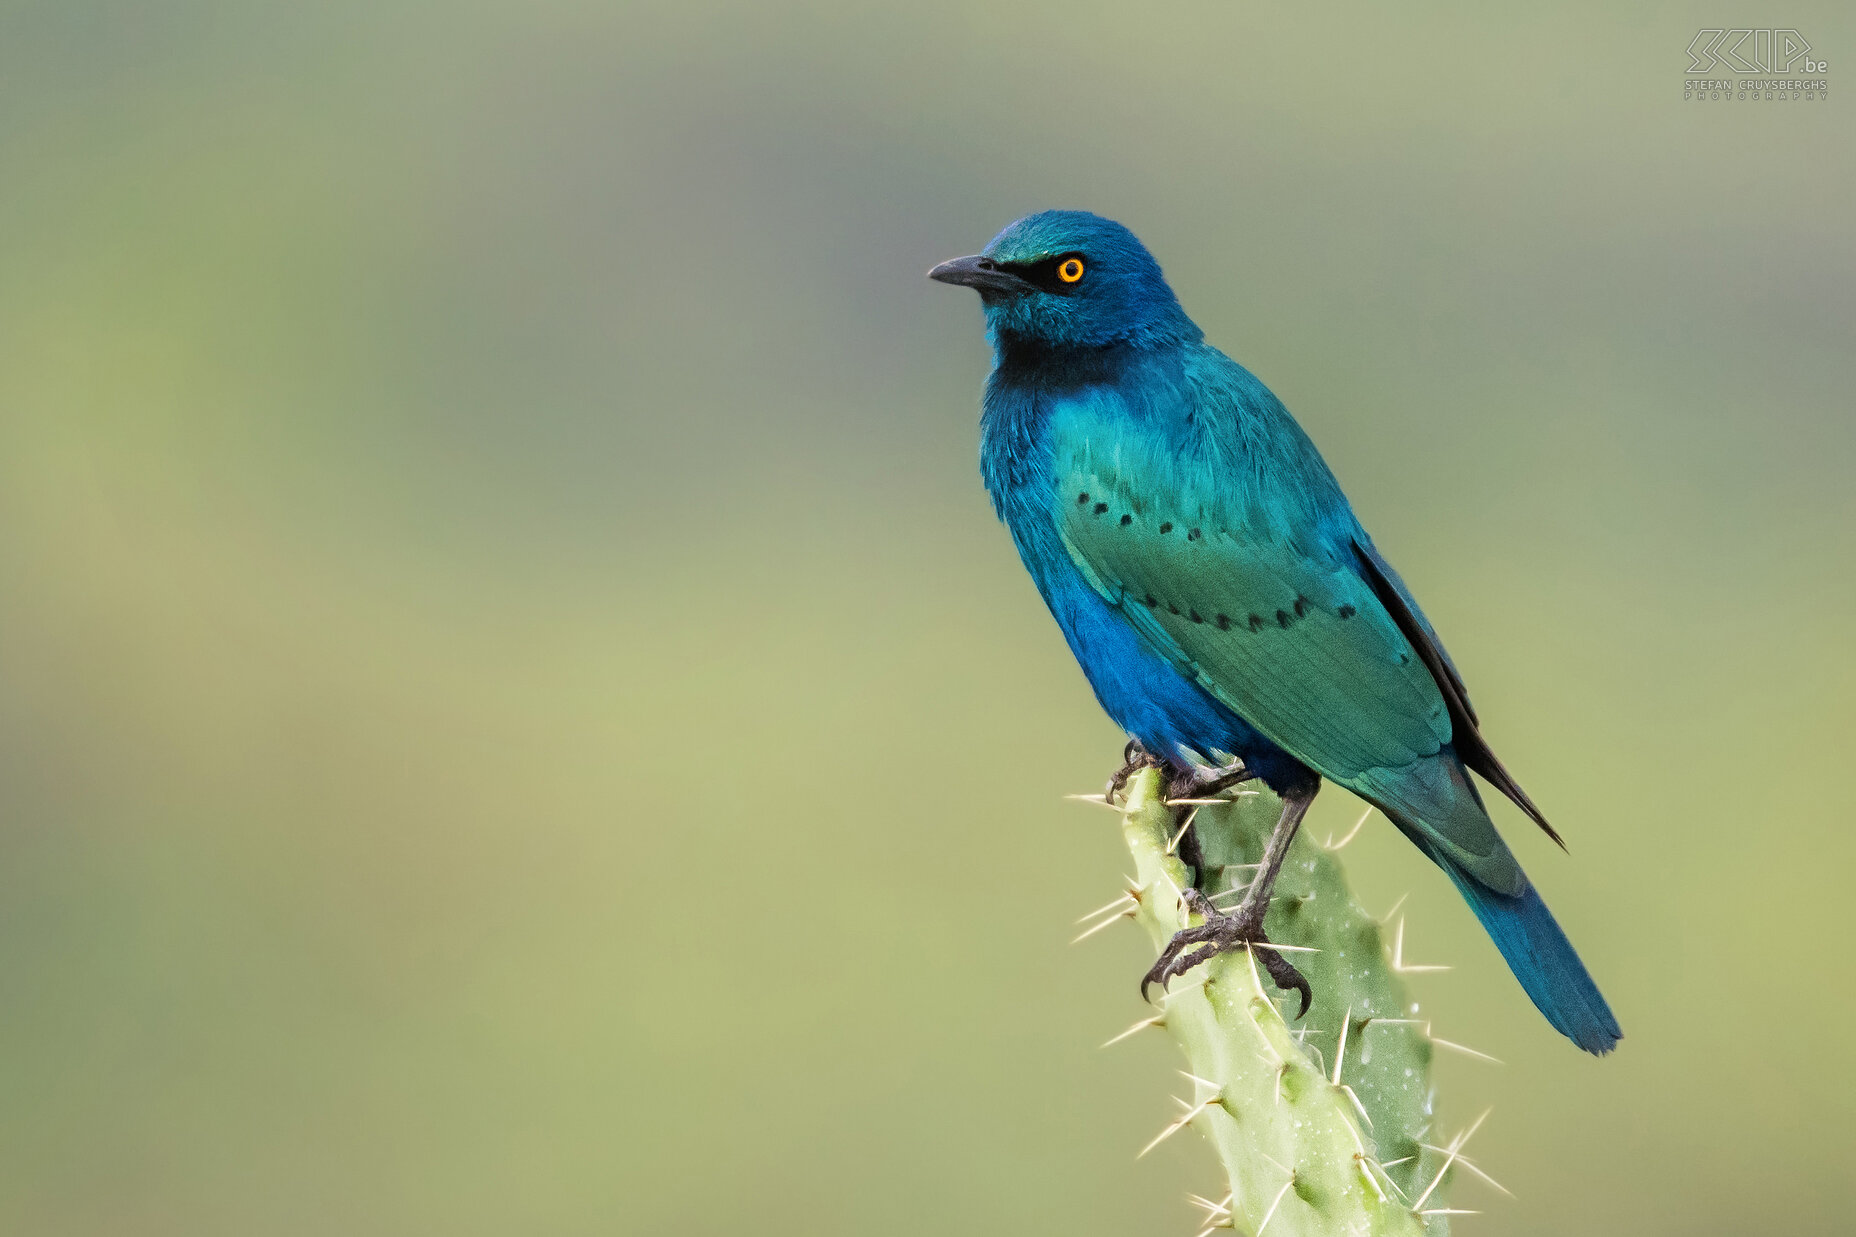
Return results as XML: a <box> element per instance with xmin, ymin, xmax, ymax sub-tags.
<box><xmin>1004</xmin><ymin>252</ymin><xmax>1087</xmax><ymax>295</ymax></box>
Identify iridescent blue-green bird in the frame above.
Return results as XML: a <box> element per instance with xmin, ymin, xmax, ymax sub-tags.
<box><xmin>930</xmin><ymin>211</ymin><xmax>1620</xmax><ymax>1054</ymax></box>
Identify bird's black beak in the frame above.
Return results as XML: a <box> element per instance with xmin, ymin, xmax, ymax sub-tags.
<box><xmin>927</xmin><ymin>254</ymin><xmax>1030</xmax><ymax>296</ymax></box>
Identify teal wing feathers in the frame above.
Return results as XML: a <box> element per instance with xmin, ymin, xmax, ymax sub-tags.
<box><xmin>1055</xmin><ymin>443</ymin><xmax>1525</xmax><ymax>893</ymax></box>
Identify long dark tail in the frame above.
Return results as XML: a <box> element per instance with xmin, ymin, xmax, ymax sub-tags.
<box><xmin>1412</xmin><ymin>837</ymin><xmax>1622</xmax><ymax>1055</ymax></box>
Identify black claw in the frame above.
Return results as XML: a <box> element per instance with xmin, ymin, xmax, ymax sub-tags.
<box><xmin>1138</xmin><ymin>913</ymin><xmax>1213</xmax><ymax>998</ymax></box>
<box><xmin>1106</xmin><ymin>740</ymin><xmax>1163</xmax><ymax>804</ymax></box>
<box><xmin>1139</xmin><ymin>939</ymin><xmax>1217</xmax><ymax>1000</ymax></box>
<box><xmin>1257</xmin><ymin>946</ymin><xmax>1314</xmax><ymax>1019</ymax></box>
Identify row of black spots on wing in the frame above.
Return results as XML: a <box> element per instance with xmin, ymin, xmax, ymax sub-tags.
<box><xmin>1135</xmin><ymin>589</ymin><xmax>1356</xmax><ymax>635</ymax></box>
<box><xmin>1217</xmin><ymin>594</ymin><xmax>1359</xmax><ymax>635</ymax></box>
<box><xmin>1072</xmin><ymin>498</ymin><xmax>1348</xmax><ymax>636</ymax></box>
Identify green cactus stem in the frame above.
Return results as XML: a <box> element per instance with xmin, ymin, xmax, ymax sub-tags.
<box><xmin>1104</xmin><ymin>766</ymin><xmax>1462</xmax><ymax>1235</ymax></box>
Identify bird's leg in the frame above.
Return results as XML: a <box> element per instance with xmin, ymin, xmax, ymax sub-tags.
<box><xmin>1140</xmin><ymin>784</ymin><xmax>1320</xmax><ymax>1017</ymax></box>
<box><xmin>1165</xmin><ymin>759</ymin><xmax>1254</xmax><ymax>876</ymax></box>
<box><xmin>1105</xmin><ymin>739</ymin><xmax>1163</xmax><ymax>804</ymax></box>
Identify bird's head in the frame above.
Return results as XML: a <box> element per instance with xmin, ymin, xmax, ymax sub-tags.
<box><xmin>929</xmin><ymin>210</ymin><xmax>1198</xmax><ymax>350</ymax></box>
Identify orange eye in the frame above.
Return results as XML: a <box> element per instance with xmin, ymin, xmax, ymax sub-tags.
<box><xmin>1057</xmin><ymin>257</ymin><xmax>1085</xmax><ymax>283</ymax></box>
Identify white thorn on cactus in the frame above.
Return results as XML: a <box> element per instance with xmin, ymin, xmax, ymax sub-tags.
<box><xmin>1101</xmin><ymin>1015</ymin><xmax>1165</xmax><ymax>1048</ymax></box>
<box><xmin>1166</xmin><ymin>806</ymin><xmax>1203</xmax><ymax>855</ymax></box>
<box><xmin>1427</xmin><ymin>1032</ymin><xmax>1502</xmax><ymax>1064</ymax></box>
<box><xmin>1413</xmin><ymin>1109</ymin><xmax>1492</xmax><ymax>1210</ymax></box>
<box><xmin>1411</xmin><ymin>1155</ymin><xmax>1455</xmax><ymax>1211</ymax></box>
<box><xmin>1377</xmin><ymin>892</ymin><xmax>1409</xmax><ymax>925</ymax></box>
<box><xmin>1138</xmin><ymin>1093</ymin><xmax>1219</xmax><ymax>1158</ymax></box>
<box><xmin>1076</xmin><ymin>893</ymin><xmax>1139</xmax><ymax>924</ymax></box>
<box><xmin>1332</xmin><ymin>1007</ymin><xmax>1353</xmax><ymax>1084</ymax></box>
<box><xmin>1336</xmin><ymin>1083</ymin><xmax>1374</xmax><ymax>1136</ymax></box>
<box><xmin>1256</xmin><ymin>1176</ymin><xmax>1297</xmax><ymax>1235</ymax></box>
<box><xmin>1135</xmin><ymin>1115</ymin><xmax>1185</xmax><ymax>1160</ymax></box>
<box><xmin>1453</xmin><ymin>1108</ymin><xmax>1493</xmax><ymax>1152</ymax></box>
<box><xmin>1186</xmin><ymin>1191</ymin><xmax>1233</xmax><ymax>1221</ymax></box>
<box><xmin>1324</xmin><ymin>807</ymin><xmax>1374</xmax><ymax>851</ymax></box>
<box><xmin>1355</xmin><ymin>1153</ymin><xmax>1388</xmax><ymax>1202</ymax></box>
<box><xmin>1179</xmin><ymin>1070</ymin><xmax>1223</xmax><ymax>1095</ymax></box>
<box><xmin>1064</xmin><ymin>793</ymin><xmax>1122</xmax><ymax>809</ymax></box>
<box><xmin>1418</xmin><ymin>1143</ymin><xmax>1513</xmax><ymax>1197</ymax></box>
<box><xmin>1071</xmin><ymin>909</ymin><xmax>1135</xmax><ymax>944</ymax></box>
<box><xmin>1390</xmin><ymin>918</ymin><xmax>1450</xmax><ymax>974</ymax></box>
<box><xmin>1418</xmin><ymin>1208</ymin><xmax>1481</xmax><ymax>1217</ymax></box>
<box><xmin>1366</xmin><ymin>1156</ymin><xmax>1412</xmax><ymax>1202</ymax></box>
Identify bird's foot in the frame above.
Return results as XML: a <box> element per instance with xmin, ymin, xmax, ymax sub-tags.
<box><xmin>1165</xmin><ymin>757</ymin><xmax>1257</xmax><ymax>804</ymax></box>
<box><xmin>1140</xmin><ymin>889</ymin><xmax>1313</xmax><ymax>1018</ymax></box>
<box><xmin>1106</xmin><ymin>740</ymin><xmax>1164</xmax><ymax>804</ymax></box>
<box><xmin>1106</xmin><ymin>746</ymin><xmax>1256</xmax><ymax>806</ymax></box>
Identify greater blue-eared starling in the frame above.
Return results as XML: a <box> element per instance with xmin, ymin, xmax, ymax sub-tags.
<box><xmin>930</xmin><ymin>211</ymin><xmax>1620</xmax><ymax>1054</ymax></box>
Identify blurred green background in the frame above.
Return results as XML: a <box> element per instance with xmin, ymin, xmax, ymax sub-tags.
<box><xmin>1</xmin><ymin>2</ymin><xmax>1851</xmax><ymax>1233</ymax></box>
